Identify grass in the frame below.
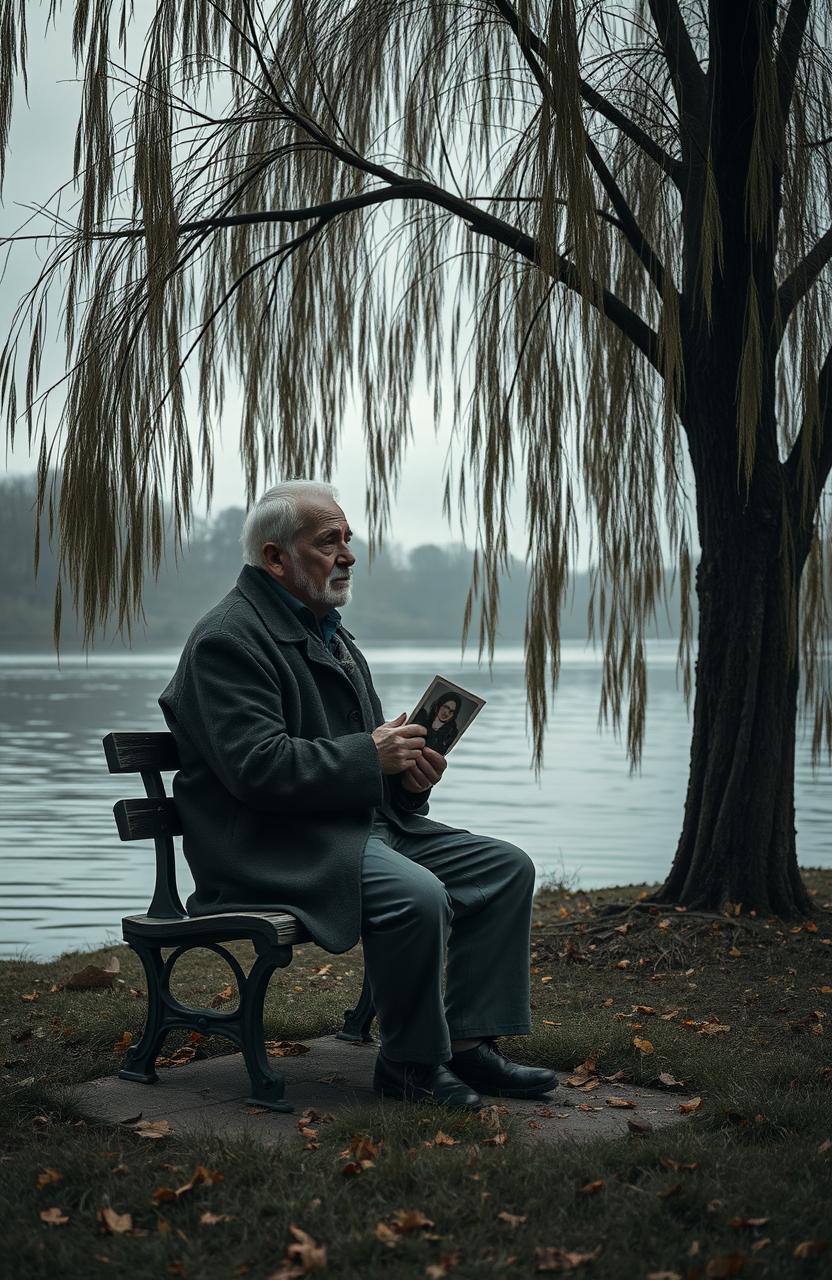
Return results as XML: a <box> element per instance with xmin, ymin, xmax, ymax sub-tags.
<box><xmin>1</xmin><ymin>872</ymin><xmax>831</xmax><ymax>1279</ymax></box>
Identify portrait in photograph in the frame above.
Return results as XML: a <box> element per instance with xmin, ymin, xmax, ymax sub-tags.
<box><xmin>407</xmin><ymin>675</ymin><xmax>486</xmax><ymax>756</ymax></box>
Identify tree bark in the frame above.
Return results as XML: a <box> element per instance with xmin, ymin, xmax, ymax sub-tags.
<box><xmin>653</xmin><ymin>516</ymin><xmax>813</xmax><ymax>918</ymax></box>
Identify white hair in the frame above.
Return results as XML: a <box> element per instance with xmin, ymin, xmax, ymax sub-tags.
<box><xmin>240</xmin><ymin>479</ymin><xmax>340</xmax><ymax>567</ymax></box>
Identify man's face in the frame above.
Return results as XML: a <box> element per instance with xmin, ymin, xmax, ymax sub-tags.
<box><xmin>262</xmin><ymin>499</ymin><xmax>355</xmax><ymax>617</ymax></box>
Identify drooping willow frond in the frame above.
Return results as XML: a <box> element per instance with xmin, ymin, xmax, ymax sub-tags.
<box><xmin>1</xmin><ymin>1</ymin><xmax>832</xmax><ymax>776</ymax></box>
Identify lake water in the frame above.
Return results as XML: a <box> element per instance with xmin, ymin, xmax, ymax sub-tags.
<box><xmin>1</xmin><ymin>641</ymin><xmax>830</xmax><ymax>960</ymax></box>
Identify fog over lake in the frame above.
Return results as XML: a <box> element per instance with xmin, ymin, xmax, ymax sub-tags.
<box><xmin>1</xmin><ymin>641</ymin><xmax>830</xmax><ymax>960</ymax></box>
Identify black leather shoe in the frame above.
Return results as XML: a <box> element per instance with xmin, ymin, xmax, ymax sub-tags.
<box><xmin>448</xmin><ymin>1039</ymin><xmax>557</xmax><ymax>1099</ymax></box>
<box><xmin>373</xmin><ymin>1052</ymin><xmax>483</xmax><ymax>1110</ymax></box>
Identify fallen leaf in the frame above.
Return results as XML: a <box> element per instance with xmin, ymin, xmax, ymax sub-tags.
<box><xmin>20</xmin><ymin>992</ymin><xmax>39</xmax><ymax>1002</ymax></box>
<box><xmin>656</xmin><ymin>1183</ymin><xmax>682</xmax><ymax>1198</ymax></box>
<box><xmin>818</xmin><ymin>1138</ymin><xmax>832</xmax><ymax>1153</ymax></box>
<box><xmin>793</xmin><ymin>1240</ymin><xmax>828</xmax><ymax>1259</ymax></box>
<box><xmin>112</xmin><ymin>1032</ymin><xmax>133</xmax><ymax>1053</ymax></box>
<box><xmin>679</xmin><ymin>1097</ymin><xmax>703</xmax><ymax>1114</ymax></box>
<box><xmin>659</xmin><ymin>1156</ymin><xmax>699</xmax><ymax>1172</ymax></box>
<box><xmin>432</xmin><ymin>1130</ymin><xmax>459</xmax><ymax>1146</ymax></box>
<box><xmin>265</xmin><ymin>1040</ymin><xmax>311</xmax><ymax>1057</ymax></box>
<box><xmin>632</xmin><ymin>1005</ymin><xmax>656</xmax><ymax>1015</ymax></box>
<box><xmin>534</xmin><ymin>1244</ymin><xmax>601</xmax><ymax>1271</ymax></box>
<box><xmin>750</xmin><ymin>1239</ymin><xmax>771</xmax><ymax>1254</ymax></box>
<box><xmin>97</xmin><ymin>1206</ymin><xmax>133</xmax><ymax>1235</ymax></box>
<box><xmin>200</xmin><ymin>1211</ymin><xmax>233</xmax><ymax>1226</ymax></box>
<box><xmin>497</xmin><ymin>1210</ymin><xmax>527</xmax><ymax>1226</ymax></box>
<box><xmin>699</xmin><ymin>1021</ymin><xmax>731</xmax><ymax>1036</ymax></box>
<box><xmin>152</xmin><ymin>1164</ymin><xmax>222</xmax><ymax>1205</ymax></box>
<box><xmin>704</xmin><ymin>1254</ymin><xmax>747</xmax><ymax>1277</ymax></box>
<box><xmin>39</xmin><ymin>1207</ymin><xmax>68</xmax><ymax>1226</ymax></box>
<box><xmin>425</xmin><ymin>1249</ymin><xmax>462</xmax><ymax>1278</ymax></box>
<box><xmin>64</xmin><ymin>957</ymin><xmax>120</xmax><ymax>991</ymax></box>
<box><xmin>657</xmin><ymin>1072</ymin><xmax>685</xmax><ymax>1088</ymax></box>
<box><xmin>729</xmin><ymin>1217</ymin><xmax>769</xmax><ymax>1229</ymax></box>
<box><xmin>578</xmin><ymin>1180</ymin><xmax>605</xmax><ymax>1195</ymax></box>
<box><xmin>390</xmin><ymin>1209</ymin><xmax>435</xmax><ymax>1234</ymax></box>
<box><xmin>633</xmin><ymin>1037</ymin><xmax>654</xmax><ymax>1055</ymax></box>
<box><xmin>646</xmin><ymin>1272</ymin><xmax>682</xmax><ymax>1279</ymax></box>
<box><xmin>129</xmin><ymin>1119</ymin><xmax>172</xmax><ymax>1139</ymax></box>
<box><xmin>285</xmin><ymin>1223</ymin><xmax>327</xmax><ymax>1272</ymax></box>
<box><xmin>606</xmin><ymin>1097</ymin><xmax>637</xmax><ymax>1109</ymax></box>
<box><xmin>36</xmin><ymin>1168</ymin><xmax>63</xmax><ymax>1190</ymax></box>
<box><xmin>374</xmin><ymin>1221</ymin><xmax>399</xmax><ymax>1248</ymax></box>
<box><xmin>338</xmin><ymin>1134</ymin><xmax>382</xmax><ymax>1162</ymax></box>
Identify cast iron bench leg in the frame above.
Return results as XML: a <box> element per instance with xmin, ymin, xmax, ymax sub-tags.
<box><xmin>336</xmin><ymin>966</ymin><xmax>376</xmax><ymax>1042</ymax></box>
<box><xmin>239</xmin><ymin>948</ymin><xmax>293</xmax><ymax>1112</ymax></box>
<box><xmin>120</xmin><ymin>941</ymin><xmax>170</xmax><ymax>1083</ymax></box>
<box><xmin>120</xmin><ymin>937</ymin><xmax>294</xmax><ymax>1112</ymax></box>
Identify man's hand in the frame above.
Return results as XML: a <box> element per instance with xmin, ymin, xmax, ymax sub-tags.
<box><xmin>371</xmin><ymin>712</ymin><xmax>428</xmax><ymax>774</ymax></box>
<box><xmin>400</xmin><ymin>746</ymin><xmax>447</xmax><ymax>793</ymax></box>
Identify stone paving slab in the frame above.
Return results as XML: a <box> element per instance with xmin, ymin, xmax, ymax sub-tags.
<box><xmin>71</xmin><ymin>1035</ymin><xmax>689</xmax><ymax>1146</ymax></box>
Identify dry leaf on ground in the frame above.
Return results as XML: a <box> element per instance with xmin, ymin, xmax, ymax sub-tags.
<box><xmin>39</xmin><ymin>1207</ymin><xmax>68</xmax><ymax>1226</ymax></box>
<box><xmin>426</xmin><ymin>1248</ymin><xmax>463</xmax><ymax>1277</ymax></box>
<box><xmin>633</xmin><ymin>1036</ymin><xmax>654</xmax><ymax>1055</ymax></box>
<box><xmin>606</xmin><ymin>1097</ymin><xmax>636</xmax><ymax>1109</ymax></box>
<box><xmin>679</xmin><ymin>1097</ymin><xmax>703</xmax><ymax>1114</ymax></box>
<box><xmin>704</xmin><ymin>1253</ymin><xmax>747</xmax><ymax>1277</ymax></box>
<box><xmin>129</xmin><ymin>1118</ymin><xmax>172</xmax><ymax>1139</ymax></box>
<box><xmin>390</xmin><ymin>1209</ymin><xmax>436</xmax><ymax>1234</ymax></box>
<box><xmin>199</xmin><ymin>1211</ymin><xmax>233</xmax><ymax>1226</ymax></box>
<box><xmin>36</xmin><ymin>1168</ymin><xmax>63</xmax><ymax>1190</ymax></box>
<box><xmin>374</xmin><ymin>1221</ymin><xmax>399</xmax><ymax>1248</ymax></box>
<box><xmin>534</xmin><ymin>1244</ymin><xmax>601</xmax><ymax>1272</ymax></box>
<box><xmin>64</xmin><ymin>957</ymin><xmax>120</xmax><ymax>990</ymax></box>
<box><xmin>97</xmin><ymin>1206</ymin><xmax>133</xmax><ymax>1235</ymax></box>
<box><xmin>793</xmin><ymin>1240</ymin><xmax>828</xmax><ymax>1259</ymax></box>
<box><xmin>265</xmin><ymin>1040</ymin><xmax>311</xmax><ymax>1057</ymax></box>
<box><xmin>497</xmin><ymin>1210</ymin><xmax>528</xmax><ymax>1227</ymax></box>
<box><xmin>285</xmin><ymin>1224</ymin><xmax>327</xmax><ymax>1273</ymax></box>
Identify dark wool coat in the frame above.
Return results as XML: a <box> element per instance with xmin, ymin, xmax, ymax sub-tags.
<box><xmin>159</xmin><ymin>565</ymin><xmax>462</xmax><ymax>953</ymax></box>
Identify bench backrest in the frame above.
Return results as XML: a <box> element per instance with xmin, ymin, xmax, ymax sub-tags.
<box><xmin>102</xmin><ymin>731</ymin><xmax>186</xmax><ymax>920</ymax></box>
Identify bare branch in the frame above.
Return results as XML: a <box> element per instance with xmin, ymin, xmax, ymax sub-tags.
<box><xmin>490</xmin><ymin>0</ymin><xmax>668</xmax><ymax>295</ymax></box>
<box><xmin>647</xmin><ymin>0</ymin><xmax>706</xmax><ymax>122</ymax></box>
<box><xmin>491</xmin><ymin>0</ymin><xmax>682</xmax><ymax>182</ymax></box>
<box><xmin>777</xmin><ymin>226</ymin><xmax>832</xmax><ymax>331</ymax></box>
<box><xmin>776</xmin><ymin>0</ymin><xmax>812</xmax><ymax>125</ymax></box>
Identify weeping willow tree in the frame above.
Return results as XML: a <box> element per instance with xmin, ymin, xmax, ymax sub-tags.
<box><xmin>2</xmin><ymin>1</ymin><xmax>831</xmax><ymax>916</ymax></box>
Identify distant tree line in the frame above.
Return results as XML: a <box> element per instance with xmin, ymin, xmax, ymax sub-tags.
<box><xmin>0</xmin><ymin>474</ymin><xmax>685</xmax><ymax>649</ymax></box>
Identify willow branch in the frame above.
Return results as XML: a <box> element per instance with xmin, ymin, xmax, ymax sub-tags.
<box><xmin>647</xmin><ymin>0</ymin><xmax>706</xmax><ymax>121</ymax></box>
<box><xmin>491</xmin><ymin>0</ymin><xmax>682</xmax><ymax>182</ymax></box>
<box><xmin>777</xmin><ymin>226</ymin><xmax>832</xmax><ymax>331</ymax></box>
<box><xmin>784</xmin><ymin>340</ymin><xmax>832</xmax><ymax>522</ymax></box>
<box><xmin>490</xmin><ymin>0</ymin><xmax>668</xmax><ymax>295</ymax></box>
<box><xmin>776</xmin><ymin>0</ymin><xmax>812</xmax><ymax>125</ymax></box>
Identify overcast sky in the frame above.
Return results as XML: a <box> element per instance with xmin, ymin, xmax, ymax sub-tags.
<box><xmin>0</xmin><ymin>5</ymin><xmax>549</xmax><ymax>568</ymax></box>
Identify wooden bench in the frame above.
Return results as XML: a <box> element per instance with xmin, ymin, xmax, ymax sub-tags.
<box><xmin>103</xmin><ymin>729</ymin><xmax>377</xmax><ymax>1113</ymax></box>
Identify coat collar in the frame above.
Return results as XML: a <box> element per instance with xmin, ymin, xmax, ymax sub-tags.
<box><xmin>235</xmin><ymin>564</ymin><xmax>357</xmax><ymax>645</ymax></box>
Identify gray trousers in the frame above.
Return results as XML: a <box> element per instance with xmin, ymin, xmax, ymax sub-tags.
<box><xmin>359</xmin><ymin>812</ymin><xmax>536</xmax><ymax>1063</ymax></box>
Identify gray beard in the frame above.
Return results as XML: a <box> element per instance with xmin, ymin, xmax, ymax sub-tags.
<box><xmin>288</xmin><ymin>553</ymin><xmax>353</xmax><ymax>610</ymax></box>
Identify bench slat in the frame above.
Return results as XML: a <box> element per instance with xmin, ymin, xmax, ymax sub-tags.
<box><xmin>103</xmin><ymin>731</ymin><xmax>180</xmax><ymax>774</ymax></box>
<box><xmin>114</xmin><ymin>797</ymin><xmax>183</xmax><ymax>841</ymax></box>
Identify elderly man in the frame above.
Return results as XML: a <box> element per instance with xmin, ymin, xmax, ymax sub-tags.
<box><xmin>159</xmin><ymin>479</ymin><xmax>556</xmax><ymax>1110</ymax></box>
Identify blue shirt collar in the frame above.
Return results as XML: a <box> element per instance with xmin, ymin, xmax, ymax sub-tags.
<box><xmin>267</xmin><ymin>574</ymin><xmax>342</xmax><ymax>647</ymax></box>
